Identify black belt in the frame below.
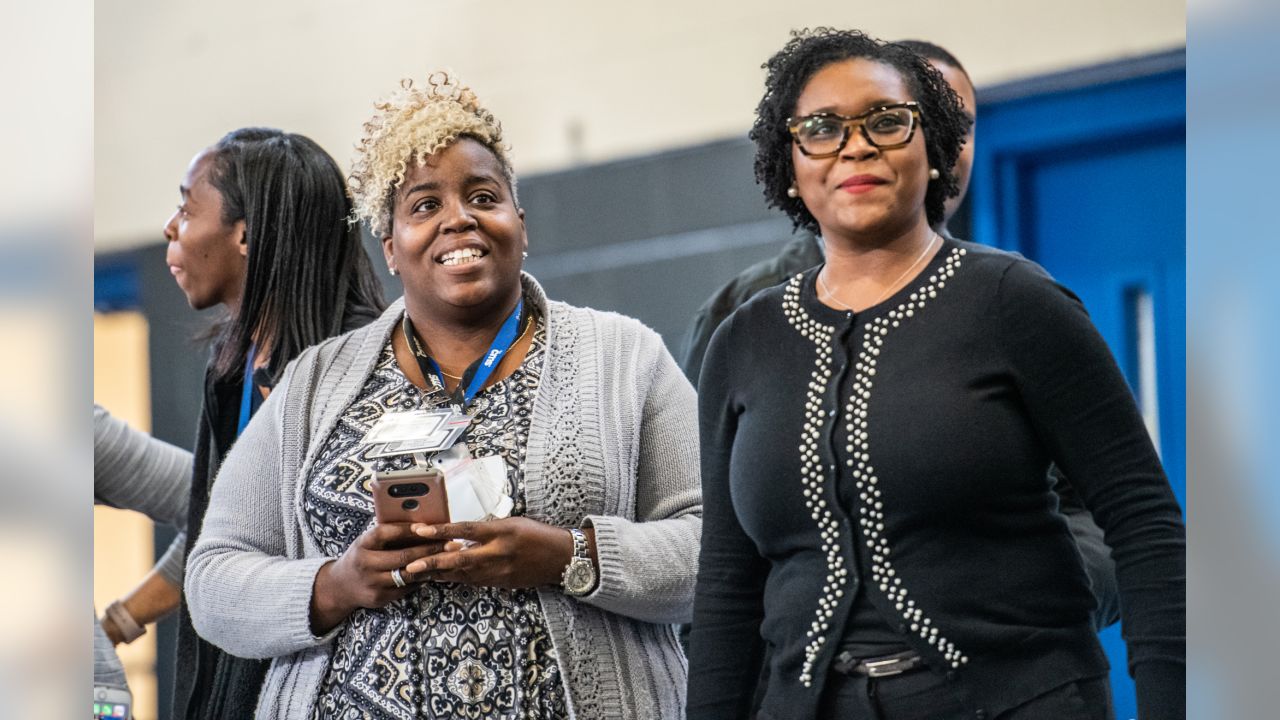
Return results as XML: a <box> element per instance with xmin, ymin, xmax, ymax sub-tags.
<box><xmin>832</xmin><ymin>649</ymin><xmax>926</xmax><ymax>678</ymax></box>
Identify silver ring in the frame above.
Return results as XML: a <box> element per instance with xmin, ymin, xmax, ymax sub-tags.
<box><xmin>391</xmin><ymin>568</ymin><xmax>407</xmax><ymax>588</ymax></box>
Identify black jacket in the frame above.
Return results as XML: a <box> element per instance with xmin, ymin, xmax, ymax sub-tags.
<box><xmin>172</xmin><ymin>301</ymin><xmax>382</xmax><ymax>720</ymax></box>
<box><xmin>680</xmin><ymin>232</ymin><xmax>1120</xmax><ymax>629</ymax></box>
<box><xmin>687</xmin><ymin>241</ymin><xmax>1184</xmax><ymax>719</ymax></box>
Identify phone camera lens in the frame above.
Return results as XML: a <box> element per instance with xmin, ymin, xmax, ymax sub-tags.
<box><xmin>389</xmin><ymin>482</ymin><xmax>429</xmax><ymax>498</ymax></box>
<box><xmin>402</xmin><ymin>499</ymin><xmax>419</xmax><ymax>511</ymax></box>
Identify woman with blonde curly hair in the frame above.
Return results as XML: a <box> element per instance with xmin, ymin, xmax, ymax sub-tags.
<box><xmin>185</xmin><ymin>71</ymin><xmax>701</xmax><ymax>719</ymax></box>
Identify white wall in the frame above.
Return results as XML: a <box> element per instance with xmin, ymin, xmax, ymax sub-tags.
<box><xmin>95</xmin><ymin>0</ymin><xmax>1184</xmax><ymax>250</ymax></box>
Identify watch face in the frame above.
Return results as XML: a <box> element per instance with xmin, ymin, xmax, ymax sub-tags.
<box><xmin>565</xmin><ymin>559</ymin><xmax>596</xmax><ymax>595</ymax></box>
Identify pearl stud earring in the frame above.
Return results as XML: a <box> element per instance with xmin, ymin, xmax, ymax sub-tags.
<box><xmin>928</xmin><ymin>168</ymin><xmax>940</xmax><ymax>180</ymax></box>
<box><xmin>787</xmin><ymin>185</ymin><xmax>799</xmax><ymax>198</ymax></box>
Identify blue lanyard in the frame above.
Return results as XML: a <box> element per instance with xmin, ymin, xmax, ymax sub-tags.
<box><xmin>403</xmin><ymin>299</ymin><xmax>525</xmax><ymax>410</ymax></box>
<box><xmin>236</xmin><ymin>344</ymin><xmax>256</xmax><ymax>437</ymax></box>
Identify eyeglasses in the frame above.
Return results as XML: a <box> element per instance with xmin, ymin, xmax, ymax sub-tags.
<box><xmin>787</xmin><ymin>102</ymin><xmax>922</xmax><ymax>158</ymax></box>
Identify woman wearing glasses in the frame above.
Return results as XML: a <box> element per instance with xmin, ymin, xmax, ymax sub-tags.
<box><xmin>687</xmin><ymin>29</ymin><xmax>1184</xmax><ymax>720</ymax></box>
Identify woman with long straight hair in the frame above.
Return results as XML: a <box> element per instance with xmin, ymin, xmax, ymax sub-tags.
<box><xmin>159</xmin><ymin>127</ymin><xmax>387</xmax><ymax>719</ymax></box>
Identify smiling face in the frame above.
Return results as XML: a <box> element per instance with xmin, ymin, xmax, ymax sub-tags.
<box><xmin>791</xmin><ymin>58</ymin><xmax>932</xmax><ymax>245</ymax></box>
<box><xmin>162</xmin><ymin>148</ymin><xmax>248</xmax><ymax>311</ymax></box>
<box><xmin>383</xmin><ymin>137</ymin><xmax>527</xmax><ymax>324</ymax></box>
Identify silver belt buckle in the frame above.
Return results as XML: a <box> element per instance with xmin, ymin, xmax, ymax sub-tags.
<box><xmin>861</xmin><ymin>656</ymin><xmax>911</xmax><ymax>678</ymax></box>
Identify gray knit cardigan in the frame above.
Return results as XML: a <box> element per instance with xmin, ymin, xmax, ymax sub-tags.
<box><xmin>186</xmin><ymin>276</ymin><xmax>702</xmax><ymax>719</ymax></box>
<box><xmin>94</xmin><ymin>404</ymin><xmax>192</xmax><ymax>689</ymax></box>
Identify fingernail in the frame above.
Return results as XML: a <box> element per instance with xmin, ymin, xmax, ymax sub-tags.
<box><xmin>405</xmin><ymin>561</ymin><xmax>425</xmax><ymax>574</ymax></box>
<box><xmin>413</xmin><ymin>525</ymin><xmax>435</xmax><ymax>537</ymax></box>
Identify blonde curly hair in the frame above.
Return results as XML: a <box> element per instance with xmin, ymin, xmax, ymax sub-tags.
<box><xmin>349</xmin><ymin>71</ymin><xmax>516</xmax><ymax>238</ymax></box>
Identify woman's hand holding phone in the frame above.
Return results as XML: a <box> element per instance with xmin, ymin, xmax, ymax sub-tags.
<box><xmin>309</xmin><ymin>467</ymin><xmax>454</xmax><ymax>634</ymax></box>
<box><xmin>309</xmin><ymin>522</ymin><xmax>445</xmax><ymax>636</ymax></box>
<box><xmin>400</xmin><ymin>518</ymin><xmax>584</xmax><ymax>590</ymax></box>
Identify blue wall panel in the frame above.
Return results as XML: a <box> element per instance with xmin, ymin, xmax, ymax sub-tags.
<box><xmin>971</xmin><ymin>61</ymin><xmax>1185</xmax><ymax>719</ymax></box>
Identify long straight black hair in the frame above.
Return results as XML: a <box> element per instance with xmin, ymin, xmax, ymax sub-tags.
<box><xmin>206</xmin><ymin>127</ymin><xmax>386</xmax><ymax>382</ymax></box>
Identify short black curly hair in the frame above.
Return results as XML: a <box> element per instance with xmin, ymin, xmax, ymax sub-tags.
<box><xmin>750</xmin><ymin>28</ymin><xmax>973</xmax><ymax>232</ymax></box>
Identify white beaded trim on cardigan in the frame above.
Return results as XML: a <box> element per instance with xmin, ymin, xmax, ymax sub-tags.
<box><xmin>785</xmin><ymin>247</ymin><xmax>970</xmax><ymax>687</ymax></box>
<box><xmin>782</xmin><ymin>276</ymin><xmax>840</xmax><ymax>688</ymax></box>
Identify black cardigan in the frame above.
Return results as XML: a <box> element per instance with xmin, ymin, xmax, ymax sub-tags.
<box><xmin>687</xmin><ymin>240</ymin><xmax>1184</xmax><ymax>719</ymax></box>
<box><xmin>171</xmin><ymin>301</ymin><xmax>382</xmax><ymax>720</ymax></box>
<box><xmin>679</xmin><ymin>231</ymin><xmax>1121</xmax><ymax>631</ymax></box>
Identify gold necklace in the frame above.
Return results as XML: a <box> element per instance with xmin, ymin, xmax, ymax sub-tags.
<box><xmin>430</xmin><ymin>315</ymin><xmax>535</xmax><ymax>382</ymax></box>
<box><xmin>818</xmin><ymin>232</ymin><xmax>939</xmax><ymax>310</ymax></box>
<box><xmin>816</xmin><ymin>272</ymin><xmax>853</xmax><ymax>311</ymax></box>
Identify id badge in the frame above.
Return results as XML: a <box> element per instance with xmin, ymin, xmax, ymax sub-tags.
<box><xmin>363</xmin><ymin>408</ymin><xmax>470</xmax><ymax>458</ymax></box>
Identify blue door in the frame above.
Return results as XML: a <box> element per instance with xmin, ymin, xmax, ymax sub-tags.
<box><xmin>971</xmin><ymin>54</ymin><xmax>1185</xmax><ymax>719</ymax></box>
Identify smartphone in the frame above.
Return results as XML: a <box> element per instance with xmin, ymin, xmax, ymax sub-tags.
<box><xmin>371</xmin><ymin>466</ymin><xmax>450</xmax><ymax>526</ymax></box>
<box><xmin>93</xmin><ymin>685</ymin><xmax>132</xmax><ymax>719</ymax></box>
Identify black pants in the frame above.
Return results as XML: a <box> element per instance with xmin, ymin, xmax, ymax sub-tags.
<box><xmin>816</xmin><ymin>669</ymin><xmax>1115</xmax><ymax>720</ymax></box>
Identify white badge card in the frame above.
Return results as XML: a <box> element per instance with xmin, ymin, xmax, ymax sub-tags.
<box><xmin>363</xmin><ymin>409</ymin><xmax>470</xmax><ymax>457</ymax></box>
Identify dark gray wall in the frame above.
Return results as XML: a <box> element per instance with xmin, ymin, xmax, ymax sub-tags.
<box><xmin>519</xmin><ymin>138</ymin><xmax>789</xmax><ymax>345</ymax></box>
